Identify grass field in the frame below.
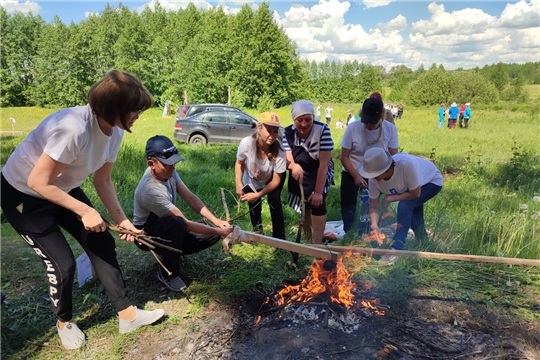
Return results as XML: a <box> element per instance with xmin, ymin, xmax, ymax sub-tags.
<box><xmin>1</xmin><ymin>98</ymin><xmax>539</xmax><ymax>359</ymax></box>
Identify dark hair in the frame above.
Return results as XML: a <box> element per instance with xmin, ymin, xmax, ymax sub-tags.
<box><xmin>87</xmin><ymin>70</ymin><xmax>153</xmax><ymax>132</ymax></box>
<box><xmin>253</xmin><ymin>125</ymin><xmax>281</xmax><ymax>162</ymax></box>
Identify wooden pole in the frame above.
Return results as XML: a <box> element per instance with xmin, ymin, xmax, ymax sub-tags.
<box><xmin>243</xmin><ymin>232</ymin><xmax>340</xmax><ymax>261</ymax></box>
<box><xmin>310</xmin><ymin>244</ymin><xmax>540</xmax><ymax>266</ymax></box>
<box><xmin>184</xmin><ymin>90</ymin><xmax>188</xmax><ymax>105</ymax></box>
<box><xmin>228</xmin><ymin>86</ymin><xmax>231</xmax><ymax>105</ymax></box>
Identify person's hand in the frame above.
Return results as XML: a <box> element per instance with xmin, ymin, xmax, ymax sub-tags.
<box><xmin>291</xmin><ymin>163</ymin><xmax>303</xmax><ymax>184</ymax></box>
<box><xmin>240</xmin><ymin>192</ymin><xmax>260</xmax><ymax>203</ymax></box>
<box><xmin>116</xmin><ymin>219</ymin><xmax>143</xmax><ymax>242</ymax></box>
<box><xmin>353</xmin><ymin>174</ymin><xmax>367</xmax><ymax>188</ymax></box>
<box><xmin>81</xmin><ymin>208</ymin><xmax>107</xmax><ymax>233</ymax></box>
<box><xmin>235</xmin><ymin>183</ymin><xmax>243</xmax><ymax>198</ymax></box>
<box><xmin>215</xmin><ymin>219</ymin><xmax>230</xmax><ymax>228</ymax></box>
<box><xmin>218</xmin><ymin>226</ymin><xmax>234</xmax><ymax>237</ymax></box>
<box><xmin>382</xmin><ymin>211</ymin><xmax>394</xmax><ymax>220</ymax></box>
<box><xmin>370</xmin><ymin>226</ymin><xmax>384</xmax><ymax>246</ymax></box>
<box><xmin>308</xmin><ymin>192</ymin><xmax>323</xmax><ymax>208</ymax></box>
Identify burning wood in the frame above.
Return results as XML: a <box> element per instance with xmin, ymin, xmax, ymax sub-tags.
<box><xmin>274</xmin><ymin>257</ymin><xmax>356</xmax><ymax>308</ymax></box>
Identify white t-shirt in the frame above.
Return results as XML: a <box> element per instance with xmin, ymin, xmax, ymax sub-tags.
<box><xmin>341</xmin><ymin>120</ymin><xmax>399</xmax><ymax>172</ymax></box>
<box><xmin>2</xmin><ymin>105</ymin><xmax>123</xmax><ymax>197</ymax></box>
<box><xmin>133</xmin><ymin>167</ymin><xmax>182</xmax><ymax>226</ymax></box>
<box><xmin>368</xmin><ymin>153</ymin><xmax>443</xmax><ymax>199</ymax></box>
<box><xmin>325</xmin><ymin>107</ymin><xmax>333</xmax><ymax>118</ymax></box>
<box><xmin>236</xmin><ymin>136</ymin><xmax>286</xmax><ymax>191</ymax></box>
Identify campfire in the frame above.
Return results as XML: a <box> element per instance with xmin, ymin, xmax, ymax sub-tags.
<box><xmin>258</xmin><ymin>254</ymin><xmax>386</xmax><ymax>333</ymax></box>
<box><xmin>274</xmin><ymin>257</ymin><xmax>356</xmax><ymax>308</ymax></box>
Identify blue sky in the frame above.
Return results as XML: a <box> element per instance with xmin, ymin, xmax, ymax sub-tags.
<box><xmin>2</xmin><ymin>0</ymin><xmax>539</xmax><ymax>70</ymax></box>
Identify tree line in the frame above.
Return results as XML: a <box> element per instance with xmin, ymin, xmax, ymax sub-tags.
<box><xmin>1</xmin><ymin>3</ymin><xmax>539</xmax><ymax>109</ymax></box>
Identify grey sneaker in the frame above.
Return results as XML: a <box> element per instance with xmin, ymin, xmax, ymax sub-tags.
<box><xmin>157</xmin><ymin>271</ymin><xmax>187</xmax><ymax>292</ymax></box>
<box><xmin>379</xmin><ymin>255</ymin><xmax>399</xmax><ymax>265</ymax></box>
<box><xmin>57</xmin><ymin>321</ymin><xmax>86</xmax><ymax>350</ymax></box>
<box><xmin>119</xmin><ymin>307</ymin><xmax>165</xmax><ymax>334</ymax></box>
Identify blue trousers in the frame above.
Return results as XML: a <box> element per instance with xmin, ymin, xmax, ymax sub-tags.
<box><xmin>392</xmin><ymin>183</ymin><xmax>442</xmax><ymax>250</ymax></box>
<box><xmin>438</xmin><ymin>116</ymin><xmax>444</xmax><ymax>128</ymax></box>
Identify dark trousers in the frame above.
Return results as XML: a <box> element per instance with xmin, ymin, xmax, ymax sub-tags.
<box><xmin>248</xmin><ymin>176</ymin><xmax>286</xmax><ymax>239</ymax></box>
<box><xmin>393</xmin><ymin>183</ymin><xmax>442</xmax><ymax>250</ymax></box>
<box><xmin>340</xmin><ymin>171</ymin><xmax>361</xmax><ymax>232</ymax></box>
<box><xmin>138</xmin><ymin>215</ymin><xmax>220</xmax><ymax>279</ymax></box>
<box><xmin>1</xmin><ymin>174</ymin><xmax>130</xmax><ymax>322</ymax></box>
<box><xmin>459</xmin><ymin>117</ymin><xmax>470</xmax><ymax>128</ymax></box>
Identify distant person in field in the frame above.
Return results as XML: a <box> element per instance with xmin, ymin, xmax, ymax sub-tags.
<box><xmin>324</xmin><ymin>104</ymin><xmax>333</xmax><ymax>125</ymax></box>
<box><xmin>359</xmin><ymin>148</ymin><xmax>443</xmax><ymax>264</ymax></box>
<box><xmin>438</xmin><ymin>103</ymin><xmax>446</xmax><ymax>128</ymax></box>
<box><xmin>448</xmin><ymin>102</ymin><xmax>459</xmax><ymax>128</ymax></box>
<box><xmin>340</xmin><ymin>97</ymin><xmax>399</xmax><ymax>233</ymax></box>
<box><xmin>0</xmin><ymin>70</ymin><xmax>165</xmax><ymax>350</ymax></box>
<box><xmin>315</xmin><ymin>103</ymin><xmax>322</xmax><ymax>122</ymax></box>
<box><xmin>235</xmin><ymin>112</ymin><xmax>286</xmax><ymax>240</ymax></box>
<box><xmin>459</xmin><ymin>102</ymin><xmax>466</xmax><ymax>126</ymax></box>
<box><xmin>283</xmin><ymin>100</ymin><xmax>334</xmax><ymax>244</ymax></box>
<box><xmin>346</xmin><ymin>109</ymin><xmax>359</xmax><ymax>126</ymax></box>
<box><xmin>397</xmin><ymin>104</ymin><xmax>404</xmax><ymax>120</ymax></box>
<box><xmin>134</xmin><ymin>135</ymin><xmax>232</xmax><ymax>292</ymax></box>
<box><xmin>370</xmin><ymin>92</ymin><xmax>395</xmax><ymax>124</ymax></box>
<box><xmin>336</xmin><ymin>118</ymin><xmax>344</xmax><ymax>129</ymax></box>
<box><xmin>460</xmin><ymin>103</ymin><xmax>472</xmax><ymax>128</ymax></box>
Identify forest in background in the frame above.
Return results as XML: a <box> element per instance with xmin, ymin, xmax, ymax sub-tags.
<box><xmin>1</xmin><ymin>3</ymin><xmax>539</xmax><ymax>110</ymax></box>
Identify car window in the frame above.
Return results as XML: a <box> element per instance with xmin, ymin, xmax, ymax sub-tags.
<box><xmin>200</xmin><ymin>111</ymin><xmax>227</xmax><ymax>123</ymax></box>
<box><xmin>231</xmin><ymin>113</ymin><xmax>255</xmax><ymax>125</ymax></box>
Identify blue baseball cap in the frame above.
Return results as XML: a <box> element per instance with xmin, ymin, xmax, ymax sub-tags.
<box><xmin>145</xmin><ymin>135</ymin><xmax>184</xmax><ymax>165</ymax></box>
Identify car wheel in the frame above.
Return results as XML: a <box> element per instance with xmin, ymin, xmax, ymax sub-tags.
<box><xmin>189</xmin><ymin>134</ymin><xmax>207</xmax><ymax>145</ymax></box>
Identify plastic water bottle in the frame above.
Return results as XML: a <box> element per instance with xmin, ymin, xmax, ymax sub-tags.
<box><xmin>358</xmin><ymin>189</ymin><xmax>371</xmax><ymax>235</ymax></box>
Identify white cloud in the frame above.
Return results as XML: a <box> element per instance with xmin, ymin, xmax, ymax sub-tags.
<box><xmin>362</xmin><ymin>0</ymin><xmax>394</xmax><ymax>9</ymax></box>
<box><xmin>276</xmin><ymin>0</ymin><xmax>539</xmax><ymax>70</ymax></box>
<box><xmin>137</xmin><ymin>0</ymin><xmax>213</xmax><ymax>13</ymax></box>
<box><xmin>0</xmin><ymin>0</ymin><xmax>40</xmax><ymax>14</ymax></box>
<box><xmin>84</xmin><ymin>12</ymin><xmax>98</xmax><ymax>18</ymax></box>
<box><xmin>377</xmin><ymin>14</ymin><xmax>407</xmax><ymax>32</ymax></box>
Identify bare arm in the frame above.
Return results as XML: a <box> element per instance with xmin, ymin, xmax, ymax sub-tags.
<box><xmin>388</xmin><ymin>147</ymin><xmax>398</xmax><ymax>155</ymax></box>
<box><xmin>340</xmin><ymin>147</ymin><xmax>367</xmax><ymax>188</ymax></box>
<box><xmin>381</xmin><ymin>186</ymin><xmax>420</xmax><ymax>212</ymax></box>
<box><xmin>241</xmin><ymin>172</ymin><xmax>283</xmax><ymax>203</ymax></box>
<box><xmin>176</xmin><ymin>181</ymin><xmax>230</xmax><ymax>228</ymax></box>
<box><xmin>234</xmin><ymin>159</ymin><xmax>245</xmax><ymax>197</ymax></box>
<box><xmin>93</xmin><ymin>162</ymin><xmax>142</xmax><ymax>241</ymax></box>
<box><xmin>27</xmin><ymin>153</ymin><xmax>101</xmax><ymax>230</ymax></box>
<box><xmin>165</xmin><ymin>206</ymin><xmax>232</xmax><ymax>236</ymax></box>
<box><xmin>308</xmin><ymin>150</ymin><xmax>331</xmax><ymax>208</ymax></box>
<box><xmin>286</xmin><ymin>150</ymin><xmax>303</xmax><ymax>184</ymax></box>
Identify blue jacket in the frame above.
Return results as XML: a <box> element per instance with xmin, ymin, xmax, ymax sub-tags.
<box><xmin>439</xmin><ymin>106</ymin><xmax>445</xmax><ymax>118</ymax></box>
<box><xmin>463</xmin><ymin>107</ymin><xmax>471</xmax><ymax>118</ymax></box>
<box><xmin>448</xmin><ymin>106</ymin><xmax>459</xmax><ymax>119</ymax></box>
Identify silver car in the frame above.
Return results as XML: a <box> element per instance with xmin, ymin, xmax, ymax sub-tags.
<box><xmin>174</xmin><ymin>109</ymin><xmax>258</xmax><ymax>145</ymax></box>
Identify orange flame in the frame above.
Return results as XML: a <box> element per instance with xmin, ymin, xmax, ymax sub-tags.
<box><xmin>274</xmin><ymin>257</ymin><xmax>356</xmax><ymax>308</ymax></box>
<box><xmin>361</xmin><ymin>301</ymin><xmax>385</xmax><ymax>316</ymax></box>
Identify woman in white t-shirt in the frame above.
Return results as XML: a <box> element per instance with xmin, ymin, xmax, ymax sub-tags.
<box><xmin>0</xmin><ymin>70</ymin><xmax>164</xmax><ymax>350</ymax></box>
<box><xmin>358</xmin><ymin>148</ymin><xmax>443</xmax><ymax>260</ymax></box>
<box><xmin>235</xmin><ymin>112</ymin><xmax>287</xmax><ymax>239</ymax></box>
<box><xmin>340</xmin><ymin>97</ymin><xmax>399</xmax><ymax>233</ymax></box>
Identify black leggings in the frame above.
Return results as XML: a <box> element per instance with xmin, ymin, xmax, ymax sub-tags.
<box><xmin>1</xmin><ymin>174</ymin><xmax>130</xmax><ymax>322</ymax></box>
<box><xmin>248</xmin><ymin>174</ymin><xmax>286</xmax><ymax>239</ymax></box>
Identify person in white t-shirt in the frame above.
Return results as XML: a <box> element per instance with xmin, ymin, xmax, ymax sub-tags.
<box><xmin>315</xmin><ymin>103</ymin><xmax>322</xmax><ymax>122</ymax></box>
<box><xmin>0</xmin><ymin>70</ymin><xmax>164</xmax><ymax>350</ymax></box>
<box><xmin>324</xmin><ymin>105</ymin><xmax>333</xmax><ymax>125</ymax></box>
<box><xmin>358</xmin><ymin>148</ymin><xmax>443</xmax><ymax>261</ymax></box>
<box><xmin>340</xmin><ymin>97</ymin><xmax>399</xmax><ymax>233</ymax></box>
<box><xmin>235</xmin><ymin>112</ymin><xmax>287</xmax><ymax>239</ymax></box>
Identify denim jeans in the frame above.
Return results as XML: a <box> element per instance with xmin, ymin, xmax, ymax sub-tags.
<box><xmin>392</xmin><ymin>183</ymin><xmax>442</xmax><ymax>250</ymax></box>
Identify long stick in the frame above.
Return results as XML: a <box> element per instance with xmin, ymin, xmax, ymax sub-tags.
<box><xmin>310</xmin><ymin>244</ymin><xmax>540</xmax><ymax>266</ymax></box>
<box><xmin>220</xmin><ymin>187</ymin><xmax>230</xmax><ymax>222</ymax></box>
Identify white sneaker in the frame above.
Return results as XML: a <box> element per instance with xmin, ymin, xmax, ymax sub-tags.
<box><xmin>119</xmin><ymin>307</ymin><xmax>165</xmax><ymax>334</ymax></box>
<box><xmin>57</xmin><ymin>321</ymin><xmax>86</xmax><ymax>350</ymax></box>
<box><xmin>157</xmin><ymin>271</ymin><xmax>187</xmax><ymax>292</ymax></box>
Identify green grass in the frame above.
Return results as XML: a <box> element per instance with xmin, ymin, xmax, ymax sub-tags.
<box><xmin>1</xmin><ymin>102</ymin><xmax>539</xmax><ymax>358</ymax></box>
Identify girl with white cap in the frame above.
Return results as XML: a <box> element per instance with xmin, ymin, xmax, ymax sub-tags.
<box><xmin>235</xmin><ymin>112</ymin><xmax>286</xmax><ymax>239</ymax></box>
<box><xmin>282</xmin><ymin>100</ymin><xmax>334</xmax><ymax>244</ymax></box>
<box><xmin>358</xmin><ymin>148</ymin><xmax>443</xmax><ymax>262</ymax></box>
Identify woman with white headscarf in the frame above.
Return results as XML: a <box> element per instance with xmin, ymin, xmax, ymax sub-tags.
<box><xmin>282</xmin><ymin>100</ymin><xmax>334</xmax><ymax>244</ymax></box>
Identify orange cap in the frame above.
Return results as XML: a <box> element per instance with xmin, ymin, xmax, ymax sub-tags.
<box><xmin>258</xmin><ymin>112</ymin><xmax>280</xmax><ymax>127</ymax></box>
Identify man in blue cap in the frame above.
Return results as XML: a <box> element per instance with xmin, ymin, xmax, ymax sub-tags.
<box><xmin>133</xmin><ymin>135</ymin><xmax>232</xmax><ymax>291</ymax></box>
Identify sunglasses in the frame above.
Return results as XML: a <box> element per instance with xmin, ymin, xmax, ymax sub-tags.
<box><xmin>162</xmin><ymin>146</ymin><xmax>178</xmax><ymax>159</ymax></box>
